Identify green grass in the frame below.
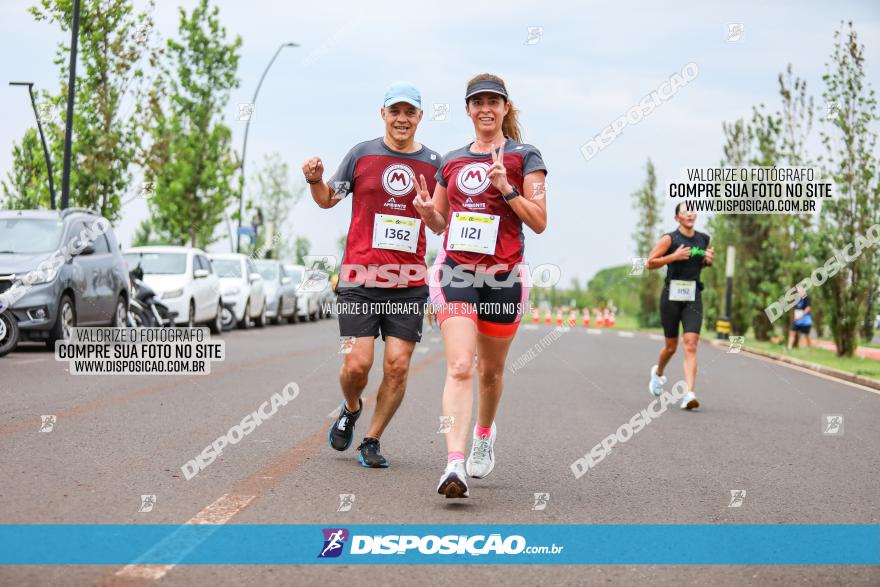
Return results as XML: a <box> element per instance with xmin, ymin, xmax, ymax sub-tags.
<box><xmin>613</xmin><ymin>313</ymin><xmax>666</xmax><ymax>335</ymax></box>
<box><xmin>610</xmin><ymin>318</ymin><xmax>880</xmax><ymax>382</ymax></box>
<box><xmin>524</xmin><ymin>312</ymin><xmax>878</xmax><ymax>382</ymax></box>
<box><xmin>612</xmin><ymin>313</ymin><xmax>638</xmax><ymax>331</ymax></box>
<box><xmin>733</xmin><ymin>339</ymin><xmax>880</xmax><ymax>381</ymax></box>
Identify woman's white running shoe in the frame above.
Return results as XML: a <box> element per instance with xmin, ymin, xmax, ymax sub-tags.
<box><xmin>680</xmin><ymin>391</ymin><xmax>700</xmax><ymax>410</ymax></box>
<box><xmin>649</xmin><ymin>365</ymin><xmax>666</xmax><ymax>397</ymax></box>
<box><xmin>437</xmin><ymin>460</ymin><xmax>469</xmax><ymax>498</ymax></box>
<box><xmin>466</xmin><ymin>422</ymin><xmax>496</xmax><ymax>479</ymax></box>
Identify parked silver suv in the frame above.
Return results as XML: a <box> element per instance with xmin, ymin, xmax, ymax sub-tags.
<box><xmin>0</xmin><ymin>208</ymin><xmax>130</xmax><ymax>347</ymax></box>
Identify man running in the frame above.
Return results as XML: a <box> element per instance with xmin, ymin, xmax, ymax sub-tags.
<box><xmin>646</xmin><ymin>202</ymin><xmax>714</xmax><ymax>409</ymax></box>
<box><xmin>302</xmin><ymin>81</ymin><xmax>440</xmax><ymax>467</ymax></box>
<box><xmin>414</xmin><ymin>73</ymin><xmax>548</xmax><ymax>498</ymax></box>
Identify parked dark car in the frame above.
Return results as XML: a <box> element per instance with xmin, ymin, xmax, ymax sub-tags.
<box><xmin>0</xmin><ymin>208</ymin><xmax>130</xmax><ymax>347</ymax></box>
<box><xmin>0</xmin><ymin>303</ymin><xmax>18</xmax><ymax>357</ymax></box>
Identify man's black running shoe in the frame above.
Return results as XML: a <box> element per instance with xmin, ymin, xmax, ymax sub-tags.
<box><xmin>328</xmin><ymin>399</ymin><xmax>362</xmax><ymax>451</ymax></box>
<box><xmin>357</xmin><ymin>437</ymin><xmax>388</xmax><ymax>468</ymax></box>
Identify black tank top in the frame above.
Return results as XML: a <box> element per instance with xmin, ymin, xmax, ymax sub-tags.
<box><xmin>664</xmin><ymin>229</ymin><xmax>711</xmax><ymax>283</ymax></box>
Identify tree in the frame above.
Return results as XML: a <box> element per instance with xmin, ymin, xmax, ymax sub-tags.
<box><xmin>705</xmin><ymin>119</ymin><xmax>754</xmax><ymax>337</ymax></box>
<box><xmin>777</xmin><ymin>64</ymin><xmax>823</xmax><ymax>337</ymax></box>
<box><xmin>2</xmin><ymin>0</ymin><xmax>158</xmax><ymax>219</ymax></box>
<box><xmin>248</xmin><ymin>152</ymin><xmax>302</xmax><ymax>259</ymax></box>
<box><xmin>131</xmin><ymin>218</ymin><xmax>172</xmax><ymax>247</ymax></box>
<box><xmin>630</xmin><ymin>158</ymin><xmax>662</xmax><ymax>327</ymax></box>
<box><xmin>142</xmin><ymin>0</ymin><xmax>241</xmax><ymax>248</ymax></box>
<box><xmin>1</xmin><ymin>129</ymin><xmax>51</xmax><ymax>209</ymax></box>
<box><xmin>817</xmin><ymin>22</ymin><xmax>880</xmax><ymax>356</ymax></box>
<box><xmin>586</xmin><ymin>265</ymin><xmax>639</xmax><ymax>317</ymax></box>
<box><xmin>745</xmin><ymin>104</ymin><xmax>786</xmax><ymax>341</ymax></box>
<box><xmin>294</xmin><ymin>237</ymin><xmax>311</xmax><ymax>265</ymax></box>
<box><xmin>705</xmin><ymin>104</ymin><xmax>786</xmax><ymax>341</ymax></box>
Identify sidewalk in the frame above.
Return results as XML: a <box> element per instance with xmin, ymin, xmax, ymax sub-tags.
<box><xmin>811</xmin><ymin>340</ymin><xmax>880</xmax><ymax>360</ymax></box>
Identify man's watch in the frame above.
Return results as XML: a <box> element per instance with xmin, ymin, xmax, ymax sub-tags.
<box><xmin>502</xmin><ymin>186</ymin><xmax>521</xmax><ymax>202</ymax></box>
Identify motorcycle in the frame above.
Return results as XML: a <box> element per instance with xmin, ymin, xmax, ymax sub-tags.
<box><xmin>127</xmin><ymin>266</ymin><xmax>176</xmax><ymax>327</ymax></box>
<box><xmin>0</xmin><ymin>303</ymin><xmax>19</xmax><ymax>357</ymax></box>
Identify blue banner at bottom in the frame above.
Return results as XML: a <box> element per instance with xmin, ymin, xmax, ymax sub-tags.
<box><xmin>0</xmin><ymin>525</ymin><xmax>877</xmax><ymax>565</ymax></box>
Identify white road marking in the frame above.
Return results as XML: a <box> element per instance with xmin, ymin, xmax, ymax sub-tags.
<box><xmin>115</xmin><ymin>493</ymin><xmax>255</xmax><ymax>581</ymax></box>
<box><xmin>649</xmin><ymin>334</ymin><xmax>665</xmax><ymax>341</ymax></box>
<box><xmin>618</xmin><ymin>331</ymin><xmax>635</xmax><ymax>338</ymax></box>
<box><xmin>189</xmin><ymin>494</ymin><xmax>254</xmax><ymax>524</ymax></box>
<box><xmin>415</xmin><ymin>347</ymin><xmax>430</xmax><ymax>354</ymax></box>
<box><xmin>587</xmin><ymin>329</ymin><xmax>602</xmax><ymax>335</ymax></box>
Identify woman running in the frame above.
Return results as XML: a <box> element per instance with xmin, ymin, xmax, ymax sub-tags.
<box><xmin>412</xmin><ymin>73</ymin><xmax>548</xmax><ymax>498</ymax></box>
<box><xmin>647</xmin><ymin>202</ymin><xmax>714</xmax><ymax>409</ymax></box>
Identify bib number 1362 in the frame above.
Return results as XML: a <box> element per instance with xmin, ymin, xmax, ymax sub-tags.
<box><xmin>372</xmin><ymin>214</ymin><xmax>421</xmax><ymax>253</ymax></box>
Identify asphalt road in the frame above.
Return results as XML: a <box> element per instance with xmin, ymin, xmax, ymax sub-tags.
<box><xmin>0</xmin><ymin>317</ymin><xmax>878</xmax><ymax>586</ymax></box>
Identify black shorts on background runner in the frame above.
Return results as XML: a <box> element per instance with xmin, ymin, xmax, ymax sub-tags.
<box><xmin>659</xmin><ymin>284</ymin><xmax>703</xmax><ymax>338</ymax></box>
<box><xmin>337</xmin><ymin>283</ymin><xmax>427</xmax><ymax>342</ymax></box>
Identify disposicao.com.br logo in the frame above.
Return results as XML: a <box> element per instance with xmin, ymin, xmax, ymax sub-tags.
<box><xmin>318</xmin><ymin>528</ymin><xmax>564</xmax><ymax>558</ymax></box>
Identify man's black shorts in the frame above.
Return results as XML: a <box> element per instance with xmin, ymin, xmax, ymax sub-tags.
<box><xmin>336</xmin><ymin>283</ymin><xmax>428</xmax><ymax>342</ymax></box>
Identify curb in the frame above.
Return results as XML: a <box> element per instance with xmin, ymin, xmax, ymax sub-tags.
<box><xmin>521</xmin><ymin>322</ymin><xmax>880</xmax><ymax>391</ymax></box>
<box><xmin>703</xmin><ymin>338</ymin><xmax>880</xmax><ymax>392</ymax></box>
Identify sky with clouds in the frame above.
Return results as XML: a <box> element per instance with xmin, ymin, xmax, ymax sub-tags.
<box><xmin>1</xmin><ymin>0</ymin><xmax>879</xmax><ymax>285</ymax></box>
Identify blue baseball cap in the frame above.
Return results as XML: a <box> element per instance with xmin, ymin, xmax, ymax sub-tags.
<box><xmin>383</xmin><ymin>81</ymin><xmax>421</xmax><ymax>109</ymax></box>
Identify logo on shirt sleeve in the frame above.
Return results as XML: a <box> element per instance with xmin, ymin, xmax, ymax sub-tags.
<box><xmin>456</xmin><ymin>162</ymin><xmax>491</xmax><ymax>196</ymax></box>
<box><xmin>332</xmin><ymin>181</ymin><xmax>351</xmax><ymax>200</ymax></box>
<box><xmin>382</xmin><ymin>163</ymin><xmax>416</xmax><ymax>197</ymax></box>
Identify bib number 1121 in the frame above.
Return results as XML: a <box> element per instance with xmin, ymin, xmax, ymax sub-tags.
<box><xmin>447</xmin><ymin>211</ymin><xmax>499</xmax><ymax>255</ymax></box>
<box><xmin>460</xmin><ymin>226</ymin><xmax>482</xmax><ymax>240</ymax></box>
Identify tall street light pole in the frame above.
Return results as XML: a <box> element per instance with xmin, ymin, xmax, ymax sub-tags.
<box><xmin>9</xmin><ymin>82</ymin><xmax>57</xmax><ymax>209</ymax></box>
<box><xmin>59</xmin><ymin>0</ymin><xmax>82</xmax><ymax>210</ymax></box>
<box><xmin>236</xmin><ymin>41</ymin><xmax>299</xmax><ymax>253</ymax></box>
